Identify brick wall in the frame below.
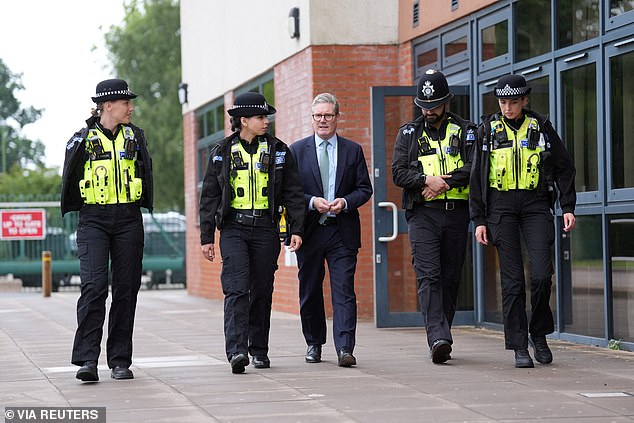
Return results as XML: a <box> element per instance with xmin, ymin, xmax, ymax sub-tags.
<box><xmin>184</xmin><ymin>42</ymin><xmax>409</xmax><ymax>321</ymax></box>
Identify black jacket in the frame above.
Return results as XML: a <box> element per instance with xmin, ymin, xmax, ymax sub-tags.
<box><xmin>199</xmin><ymin>132</ymin><xmax>305</xmax><ymax>245</ymax></box>
<box><xmin>61</xmin><ymin>117</ymin><xmax>154</xmax><ymax>216</ymax></box>
<box><xmin>391</xmin><ymin>112</ymin><xmax>476</xmax><ymax>210</ymax></box>
<box><xmin>469</xmin><ymin>109</ymin><xmax>576</xmax><ymax>227</ymax></box>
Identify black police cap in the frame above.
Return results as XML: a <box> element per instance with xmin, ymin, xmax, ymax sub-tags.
<box><xmin>414</xmin><ymin>69</ymin><xmax>454</xmax><ymax>110</ymax></box>
<box><xmin>91</xmin><ymin>78</ymin><xmax>137</xmax><ymax>103</ymax></box>
<box><xmin>228</xmin><ymin>92</ymin><xmax>276</xmax><ymax>117</ymax></box>
<box><xmin>494</xmin><ymin>74</ymin><xmax>531</xmax><ymax>98</ymax></box>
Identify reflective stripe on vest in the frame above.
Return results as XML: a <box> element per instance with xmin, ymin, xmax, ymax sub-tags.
<box><xmin>230</xmin><ymin>139</ymin><xmax>270</xmax><ymax>210</ymax></box>
<box><xmin>417</xmin><ymin>122</ymin><xmax>469</xmax><ymax>201</ymax></box>
<box><xmin>488</xmin><ymin>116</ymin><xmax>544</xmax><ymax>191</ymax></box>
<box><xmin>79</xmin><ymin>126</ymin><xmax>142</xmax><ymax>204</ymax></box>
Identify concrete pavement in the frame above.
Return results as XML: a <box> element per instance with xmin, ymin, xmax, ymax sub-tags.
<box><xmin>0</xmin><ymin>290</ymin><xmax>632</xmax><ymax>423</ymax></box>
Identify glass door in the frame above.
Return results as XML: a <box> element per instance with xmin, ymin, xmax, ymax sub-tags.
<box><xmin>371</xmin><ymin>85</ymin><xmax>474</xmax><ymax>328</ymax></box>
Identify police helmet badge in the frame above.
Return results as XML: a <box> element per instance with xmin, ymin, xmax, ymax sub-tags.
<box><xmin>421</xmin><ymin>81</ymin><xmax>435</xmax><ymax>99</ymax></box>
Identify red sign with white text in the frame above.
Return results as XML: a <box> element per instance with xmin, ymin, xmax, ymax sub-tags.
<box><xmin>0</xmin><ymin>209</ymin><xmax>46</xmax><ymax>240</ymax></box>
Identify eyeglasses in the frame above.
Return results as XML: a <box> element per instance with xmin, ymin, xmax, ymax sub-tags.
<box><xmin>312</xmin><ymin>113</ymin><xmax>337</xmax><ymax>122</ymax></box>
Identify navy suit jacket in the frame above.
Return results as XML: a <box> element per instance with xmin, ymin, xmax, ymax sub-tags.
<box><xmin>289</xmin><ymin>135</ymin><xmax>373</xmax><ymax>250</ymax></box>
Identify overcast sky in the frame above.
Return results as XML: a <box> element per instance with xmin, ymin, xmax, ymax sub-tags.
<box><xmin>0</xmin><ymin>1</ymin><xmax>125</xmax><ymax>171</ymax></box>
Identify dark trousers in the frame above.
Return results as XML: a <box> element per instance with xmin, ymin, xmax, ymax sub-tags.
<box><xmin>487</xmin><ymin>190</ymin><xmax>555</xmax><ymax>350</ymax></box>
<box><xmin>296</xmin><ymin>224</ymin><xmax>358</xmax><ymax>353</ymax></box>
<box><xmin>219</xmin><ymin>222</ymin><xmax>280</xmax><ymax>360</ymax></box>
<box><xmin>71</xmin><ymin>204</ymin><xmax>144</xmax><ymax>368</ymax></box>
<box><xmin>407</xmin><ymin>203</ymin><xmax>469</xmax><ymax>347</ymax></box>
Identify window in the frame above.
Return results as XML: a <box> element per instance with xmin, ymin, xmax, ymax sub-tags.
<box><xmin>196</xmin><ymin>99</ymin><xmax>225</xmax><ymax>188</ymax></box>
<box><xmin>515</xmin><ymin>0</ymin><xmax>551</xmax><ymax>61</ymax></box>
<box><xmin>610</xmin><ymin>0</ymin><xmax>634</xmax><ymax>18</ymax></box>
<box><xmin>610</xmin><ymin>50</ymin><xmax>634</xmax><ymax>189</ymax></box>
<box><xmin>561</xmin><ymin>62</ymin><xmax>598</xmax><ymax>193</ymax></box>
<box><xmin>443</xmin><ymin>26</ymin><xmax>469</xmax><ymax>68</ymax></box>
<box><xmin>413</xmin><ymin>39</ymin><xmax>439</xmax><ymax>78</ymax></box>
<box><xmin>481</xmin><ymin>19</ymin><xmax>508</xmax><ymax>62</ymax></box>
<box><xmin>609</xmin><ymin>215</ymin><xmax>634</xmax><ymax>343</ymax></box>
<box><xmin>557</xmin><ymin>0</ymin><xmax>600</xmax><ymax>49</ymax></box>
<box><xmin>563</xmin><ymin>214</ymin><xmax>604</xmax><ymax>337</ymax></box>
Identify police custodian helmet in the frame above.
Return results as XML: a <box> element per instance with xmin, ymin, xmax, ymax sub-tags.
<box><xmin>228</xmin><ymin>92</ymin><xmax>277</xmax><ymax>117</ymax></box>
<box><xmin>414</xmin><ymin>69</ymin><xmax>454</xmax><ymax>110</ymax></box>
<box><xmin>494</xmin><ymin>74</ymin><xmax>532</xmax><ymax>99</ymax></box>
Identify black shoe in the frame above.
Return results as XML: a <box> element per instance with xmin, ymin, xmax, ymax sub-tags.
<box><xmin>337</xmin><ymin>348</ymin><xmax>356</xmax><ymax>367</ymax></box>
<box><xmin>111</xmin><ymin>366</ymin><xmax>134</xmax><ymax>380</ymax></box>
<box><xmin>76</xmin><ymin>361</ymin><xmax>98</xmax><ymax>382</ymax></box>
<box><xmin>230</xmin><ymin>353</ymin><xmax>249</xmax><ymax>374</ymax></box>
<box><xmin>430</xmin><ymin>339</ymin><xmax>452</xmax><ymax>364</ymax></box>
<box><xmin>251</xmin><ymin>355</ymin><xmax>270</xmax><ymax>369</ymax></box>
<box><xmin>514</xmin><ymin>349</ymin><xmax>535</xmax><ymax>368</ymax></box>
<box><xmin>305</xmin><ymin>345</ymin><xmax>322</xmax><ymax>363</ymax></box>
<box><xmin>530</xmin><ymin>335</ymin><xmax>553</xmax><ymax>364</ymax></box>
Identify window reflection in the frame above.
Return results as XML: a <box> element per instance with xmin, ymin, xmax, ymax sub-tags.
<box><xmin>417</xmin><ymin>48</ymin><xmax>437</xmax><ymax>69</ymax></box>
<box><xmin>609</xmin><ymin>215</ymin><xmax>634</xmax><ymax>342</ymax></box>
<box><xmin>610</xmin><ymin>0</ymin><xmax>634</xmax><ymax>17</ymax></box>
<box><xmin>561</xmin><ymin>63</ymin><xmax>598</xmax><ymax>192</ymax></box>
<box><xmin>445</xmin><ymin>35</ymin><xmax>468</xmax><ymax>58</ymax></box>
<box><xmin>564</xmin><ymin>214</ymin><xmax>604</xmax><ymax>337</ymax></box>
<box><xmin>557</xmin><ymin>0</ymin><xmax>599</xmax><ymax>48</ymax></box>
<box><xmin>481</xmin><ymin>20</ymin><xmax>508</xmax><ymax>61</ymax></box>
<box><xmin>515</xmin><ymin>0</ymin><xmax>551</xmax><ymax>61</ymax></box>
<box><xmin>610</xmin><ymin>51</ymin><xmax>634</xmax><ymax>189</ymax></box>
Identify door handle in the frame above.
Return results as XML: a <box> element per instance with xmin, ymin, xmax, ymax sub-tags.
<box><xmin>378</xmin><ymin>201</ymin><xmax>398</xmax><ymax>242</ymax></box>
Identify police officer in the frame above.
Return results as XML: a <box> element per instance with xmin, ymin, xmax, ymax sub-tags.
<box><xmin>199</xmin><ymin>92</ymin><xmax>304</xmax><ymax>374</ymax></box>
<box><xmin>392</xmin><ymin>70</ymin><xmax>476</xmax><ymax>364</ymax></box>
<box><xmin>61</xmin><ymin>78</ymin><xmax>153</xmax><ymax>382</ymax></box>
<box><xmin>470</xmin><ymin>74</ymin><xmax>576</xmax><ymax>368</ymax></box>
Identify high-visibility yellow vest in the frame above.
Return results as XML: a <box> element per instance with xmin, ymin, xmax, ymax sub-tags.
<box><xmin>488</xmin><ymin>116</ymin><xmax>544</xmax><ymax>191</ymax></box>
<box><xmin>79</xmin><ymin>126</ymin><xmax>142</xmax><ymax>204</ymax></box>
<box><xmin>417</xmin><ymin>122</ymin><xmax>468</xmax><ymax>200</ymax></box>
<box><xmin>230</xmin><ymin>138</ymin><xmax>270</xmax><ymax>210</ymax></box>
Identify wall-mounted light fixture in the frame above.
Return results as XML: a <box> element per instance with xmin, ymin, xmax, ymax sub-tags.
<box><xmin>288</xmin><ymin>7</ymin><xmax>299</xmax><ymax>39</ymax></box>
<box><xmin>178</xmin><ymin>82</ymin><xmax>188</xmax><ymax>105</ymax></box>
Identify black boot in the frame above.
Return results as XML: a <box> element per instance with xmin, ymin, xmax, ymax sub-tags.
<box><xmin>530</xmin><ymin>335</ymin><xmax>553</xmax><ymax>364</ymax></box>
<box><xmin>514</xmin><ymin>349</ymin><xmax>534</xmax><ymax>368</ymax></box>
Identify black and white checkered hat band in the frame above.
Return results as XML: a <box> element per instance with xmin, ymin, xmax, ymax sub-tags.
<box><xmin>495</xmin><ymin>84</ymin><xmax>530</xmax><ymax>97</ymax></box>
<box><xmin>231</xmin><ymin>103</ymin><xmax>270</xmax><ymax>112</ymax></box>
<box><xmin>94</xmin><ymin>89</ymin><xmax>134</xmax><ymax>98</ymax></box>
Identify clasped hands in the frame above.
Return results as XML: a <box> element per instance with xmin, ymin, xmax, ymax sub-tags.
<box><xmin>313</xmin><ymin>197</ymin><xmax>345</xmax><ymax>214</ymax></box>
<box><xmin>422</xmin><ymin>175</ymin><xmax>451</xmax><ymax>200</ymax></box>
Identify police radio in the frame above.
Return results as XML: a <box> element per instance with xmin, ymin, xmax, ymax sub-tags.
<box><xmin>122</xmin><ymin>127</ymin><xmax>137</xmax><ymax>159</ymax></box>
<box><xmin>526</xmin><ymin>121</ymin><xmax>540</xmax><ymax>150</ymax></box>
<box><xmin>449</xmin><ymin>133</ymin><xmax>460</xmax><ymax>156</ymax></box>
<box><xmin>258</xmin><ymin>148</ymin><xmax>271</xmax><ymax>173</ymax></box>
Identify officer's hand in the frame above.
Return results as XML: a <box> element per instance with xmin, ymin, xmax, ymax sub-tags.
<box><xmin>475</xmin><ymin>225</ymin><xmax>488</xmax><ymax>246</ymax></box>
<box><xmin>314</xmin><ymin>197</ymin><xmax>331</xmax><ymax>214</ymax></box>
<box><xmin>424</xmin><ymin>175</ymin><xmax>451</xmax><ymax>197</ymax></box>
<box><xmin>563</xmin><ymin>213</ymin><xmax>576</xmax><ymax>232</ymax></box>
<box><xmin>330</xmin><ymin>198</ymin><xmax>345</xmax><ymax>214</ymax></box>
<box><xmin>201</xmin><ymin>243</ymin><xmax>215</xmax><ymax>262</ymax></box>
<box><xmin>287</xmin><ymin>235</ymin><xmax>302</xmax><ymax>252</ymax></box>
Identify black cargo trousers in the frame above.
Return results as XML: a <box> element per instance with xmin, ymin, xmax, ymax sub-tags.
<box><xmin>71</xmin><ymin>203</ymin><xmax>144</xmax><ymax>369</ymax></box>
<box><xmin>486</xmin><ymin>189</ymin><xmax>555</xmax><ymax>350</ymax></box>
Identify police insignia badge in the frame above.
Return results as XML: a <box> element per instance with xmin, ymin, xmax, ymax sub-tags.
<box><xmin>66</xmin><ymin>136</ymin><xmax>83</xmax><ymax>150</ymax></box>
<box><xmin>422</xmin><ymin>81</ymin><xmax>435</xmax><ymax>99</ymax></box>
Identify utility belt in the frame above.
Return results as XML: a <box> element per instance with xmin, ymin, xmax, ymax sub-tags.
<box><xmin>421</xmin><ymin>200</ymin><xmax>468</xmax><ymax>211</ymax></box>
<box><xmin>228</xmin><ymin>209</ymin><xmax>272</xmax><ymax>227</ymax></box>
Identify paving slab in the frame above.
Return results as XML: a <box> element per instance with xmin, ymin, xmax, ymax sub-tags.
<box><xmin>0</xmin><ymin>290</ymin><xmax>632</xmax><ymax>423</ymax></box>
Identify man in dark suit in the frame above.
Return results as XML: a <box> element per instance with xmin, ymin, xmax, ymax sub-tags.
<box><xmin>289</xmin><ymin>93</ymin><xmax>373</xmax><ymax>367</ymax></box>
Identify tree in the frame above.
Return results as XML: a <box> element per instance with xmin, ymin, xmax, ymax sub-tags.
<box><xmin>0</xmin><ymin>59</ymin><xmax>46</xmax><ymax>173</ymax></box>
<box><xmin>104</xmin><ymin>0</ymin><xmax>183</xmax><ymax>212</ymax></box>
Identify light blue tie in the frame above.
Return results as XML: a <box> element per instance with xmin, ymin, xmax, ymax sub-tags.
<box><xmin>319</xmin><ymin>140</ymin><xmax>330</xmax><ymax>224</ymax></box>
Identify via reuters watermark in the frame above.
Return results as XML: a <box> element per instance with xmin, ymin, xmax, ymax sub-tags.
<box><xmin>4</xmin><ymin>407</ymin><xmax>105</xmax><ymax>423</ymax></box>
